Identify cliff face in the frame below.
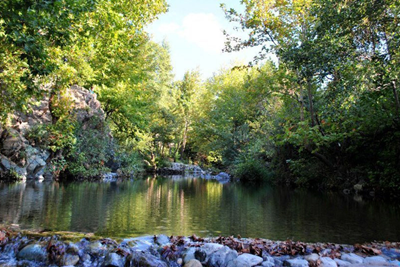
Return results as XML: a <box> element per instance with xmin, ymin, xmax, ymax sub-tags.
<box><xmin>0</xmin><ymin>85</ymin><xmax>110</xmax><ymax>180</ymax></box>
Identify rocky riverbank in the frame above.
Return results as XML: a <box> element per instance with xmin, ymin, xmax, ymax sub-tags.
<box><xmin>0</xmin><ymin>229</ymin><xmax>399</xmax><ymax>267</ymax></box>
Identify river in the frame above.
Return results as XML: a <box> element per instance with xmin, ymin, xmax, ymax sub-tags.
<box><xmin>0</xmin><ymin>176</ymin><xmax>399</xmax><ymax>244</ymax></box>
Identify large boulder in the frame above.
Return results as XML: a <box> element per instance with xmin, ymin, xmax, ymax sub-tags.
<box><xmin>0</xmin><ymin>85</ymin><xmax>110</xmax><ymax>180</ymax></box>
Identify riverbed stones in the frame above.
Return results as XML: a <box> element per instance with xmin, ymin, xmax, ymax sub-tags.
<box><xmin>126</xmin><ymin>251</ymin><xmax>167</xmax><ymax>267</ymax></box>
<box><xmin>183</xmin><ymin>247</ymin><xmax>196</xmax><ymax>263</ymax></box>
<box><xmin>364</xmin><ymin>256</ymin><xmax>388</xmax><ymax>264</ymax></box>
<box><xmin>207</xmin><ymin>245</ymin><xmax>238</xmax><ymax>267</ymax></box>
<box><xmin>283</xmin><ymin>258</ymin><xmax>309</xmax><ymax>267</ymax></box>
<box><xmin>334</xmin><ymin>258</ymin><xmax>351</xmax><ymax>266</ymax></box>
<box><xmin>156</xmin><ymin>234</ymin><xmax>170</xmax><ymax>246</ymax></box>
<box><xmin>17</xmin><ymin>244</ymin><xmax>47</xmax><ymax>262</ymax></box>
<box><xmin>229</xmin><ymin>253</ymin><xmax>263</xmax><ymax>267</ymax></box>
<box><xmin>320</xmin><ymin>257</ymin><xmax>337</xmax><ymax>267</ymax></box>
<box><xmin>62</xmin><ymin>254</ymin><xmax>80</xmax><ymax>266</ymax></box>
<box><xmin>341</xmin><ymin>253</ymin><xmax>363</xmax><ymax>264</ymax></box>
<box><xmin>304</xmin><ymin>253</ymin><xmax>319</xmax><ymax>264</ymax></box>
<box><xmin>103</xmin><ymin>252</ymin><xmax>123</xmax><ymax>267</ymax></box>
<box><xmin>183</xmin><ymin>259</ymin><xmax>202</xmax><ymax>267</ymax></box>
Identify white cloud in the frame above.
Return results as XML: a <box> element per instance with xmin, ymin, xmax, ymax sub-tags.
<box><xmin>155</xmin><ymin>13</ymin><xmax>225</xmax><ymax>54</ymax></box>
<box><xmin>157</xmin><ymin>22</ymin><xmax>181</xmax><ymax>34</ymax></box>
<box><xmin>178</xmin><ymin>13</ymin><xmax>225</xmax><ymax>54</ymax></box>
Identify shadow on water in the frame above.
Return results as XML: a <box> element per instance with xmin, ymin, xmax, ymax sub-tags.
<box><xmin>0</xmin><ymin>176</ymin><xmax>400</xmax><ymax>244</ymax></box>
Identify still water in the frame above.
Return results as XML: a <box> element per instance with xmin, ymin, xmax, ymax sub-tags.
<box><xmin>0</xmin><ymin>177</ymin><xmax>399</xmax><ymax>244</ymax></box>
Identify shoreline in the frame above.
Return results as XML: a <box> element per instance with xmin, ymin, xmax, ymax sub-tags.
<box><xmin>1</xmin><ymin>228</ymin><xmax>400</xmax><ymax>266</ymax></box>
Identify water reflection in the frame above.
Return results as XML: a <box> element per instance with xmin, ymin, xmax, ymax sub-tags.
<box><xmin>0</xmin><ymin>177</ymin><xmax>399</xmax><ymax>244</ymax></box>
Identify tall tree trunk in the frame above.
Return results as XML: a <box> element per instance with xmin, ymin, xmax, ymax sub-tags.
<box><xmin>307</xmin><ymin>81</ymin><xmax>315</xmax><ymax>127</ymax></box>
<box><xmin>180</xmin><ymin>118</ymin><xmax>189</xmax><ymax>159</ymax></box>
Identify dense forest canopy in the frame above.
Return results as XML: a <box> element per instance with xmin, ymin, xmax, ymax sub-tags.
<box><xmin>1</xmin><ymin>0</ymin><xmax>400</xmax><ymax>194</ymax></box>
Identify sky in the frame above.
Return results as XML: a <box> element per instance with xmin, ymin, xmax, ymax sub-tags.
<box><xmin>146</xmin><ymin>0</ymin><xmax>261</xmax><ymax>80</ymax></box>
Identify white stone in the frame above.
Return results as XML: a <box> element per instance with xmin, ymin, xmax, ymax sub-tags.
<box><xmin>320</xmin><ymin>257</ymin><xmax>337</xmax><ymax>267</ymax></box>
<box><xmin>341</xmin><ymin>253</ymin><xmax>363</xmax><ymax>264</ymax></box>
<box><xmin>334</xmin><ymin>258</ymin><xmax>351</xmax><ymax>266</ymax></box>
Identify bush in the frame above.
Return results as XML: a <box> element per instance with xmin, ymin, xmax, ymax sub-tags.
<box><xmin>233</xmin><ymin>157</ymin><xmax>272</xmax><ymax>182</ymax></box>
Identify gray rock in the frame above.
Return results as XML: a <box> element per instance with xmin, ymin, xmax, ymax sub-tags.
<box><xmin>103</xmin><ymin>252</ymin><xmax>123</xmax><ymax>267</ymax></box>
<box><xmin>202</xmin><ymin>243</ymin><xmax>224</xmax><ymax>256</ymax></box>
<box><xmin>230</xmin><ymin>253</ymin><xmax>263</xmax><ymax>267</ymax></box>
<box><xmin>334</xmin><ymin>258</ymin><xmax>350</xmax><ymax>266</ymax></box>
<box><xmin>17</xmin><ymin>244</ymin><xmax>47</xmax><ymax>262</ymax></box>
<box><xmin>207</xmin><ymin>246</ymin><xmax>238</xmax><ymax>267</ymax></box>
<box><xmin>89</xmin><ymin>241</ymin><xmax>104</xmax><ymax>255</ymax></box>
<box><xmin>126</xmin><ymin>251</ymin><xmax>167</xmax><ymax>267</ymax></box>
<box><xmin>194</xmin><ymin>249</ymin><xmax>207</xmax><ymax>263</ymax></box>
<box><xmin>305</xmin><ymin>253</ymin><xmax>319</xmax><ymax>263</ymax></box>
<box><xmin>125</xmin><ymin>236</ymin><xmax>154</xmax><ymax>251</ymax></box>
<box><xmin>283</xmin><ymin>258</ymin><xmax>309</xmax><ymax>267</ymax></box>
<box><xmin>214</xmin><ymin>172</ymin><xmax>230</xmax><ymax>182</ymax></box>
<box><xmin>261</xmin><ymin>261</ymin><xmax>275</xmax><ymax>267</ymax></box>
<box><xmin>183</xmin><ymin>247</ymin><xmax>196</xmax><ymax>263</ymax></box>
<box><xmin>62</xmin><ymin>254</ymin><xmax>80</xmax><ymax>266</ymax></box>
<box><xmin>320</xmin><ymin>257</ymin><xmax>337</xmax><ymax>267</ymax></box>
<box><xmin>66</xmin><ymin>242</ymin><xmax>80</xmax><ymax>255</ymax></box>
<box><xmin>183</xmin><ymin>259</ymin><xmax>202</xmax><ymax>267</ymax></box>
<box><xmin>156</xmin><ymin>235</ymin><xmax>170</xmax><ymax>246</ymax></box>
<box><xmin>341</xmin><ymin>253</ymin><xmax>363</xmax><ymax>264</ymax></box>
<box><xmin>274</xmin><ymin>255</ymin><xmax>291</xmax><ymax>266</ymax></box>
<box><xmin>363</xmin><ymin>256</ymin><xmax>387</xmax><ymax>264</ymax></box>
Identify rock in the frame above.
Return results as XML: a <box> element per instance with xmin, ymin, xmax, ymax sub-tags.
<box><xmin>17</xmin><ymin>244</ymin><xmax>47</xmax><ymax>262</ymax></box>
<box><xmin>261</xmin><ymin>260</ymin><xmax>275</xmax><ymax>267</ymax></box>
<box><xmin>202</xmin><ymin>243</ymin><xmax>224</xmax><ymax>256</ymax></box>
<box><xmin>320</xmin><ymin>257</ymin><xmax>337</xmax><ymax>267</ymax></box>
<box><xmin>183</xmin><ymin>259</ymin><xmax>202</xmax><ymax>267</ymax></box>
<box><xmin>62</xmin><ymin>254</ymin><xmax>80</xmax><ymax>266</ymax></box>
<box><xmin>125</xmin><ymin>236</ymin><xmax>155</xmax><ymax>251</ymax></box>
<box><xmin>0</xmin><ymin>128</ymin><xmax>24</xmax><ymax>157</ymax></box>
<box><xmin>305</xmin><ymin>253</ymin><xmax>319</xmax><ymax>263</ymax></box>
<box><xmin>89</xmin><ymin>241</ymin><xmax>104</xmax><ymax>255</ymax></box>
<box><xmin>126</xmin><ymin>251</ymin><xmax>167</xmax><ymax>267</ymax></box>
<box><xmin>274</xmin><ymin>255</ymin><xmax>291</xmax><ymax>266</ymax></box>
<box><xmin>155</xmin><ymin>235</ymin><xmax>170</xmax><ymax>246</ymax></box>
<box><xmin>207</xmin><ymin>245</ymin><xmax>238</xmax><ymax>267</ymax></box>
<box><xmin>214</xmin><ymin>172</ymin><xmax>230</xmax><ymax>182</ymax></box>
<box><xmin>0</xmin><ymin>85</ymin><xmax>112</xmax><ymax>181</ymax></box>
<box><xmin>230</xmin><ymin>253</ymin><xmax>263</xmax><ymax>267</ymax></box>
<box><xmin>103</xmin><ymin>252</ymin><xmax>123</xmax><ymax>267</ymax></box>
<box><xmin>341</xmin><ymin>253</ymin><xmax>363</xmax><ymax>264</ymax></box>
<box><xmin>177</xmin><ymin>258</ymin><xmax>183</xmax><ymax>265</ymax></box>
<box><xmin>66</xmin><ymin>242</ymin><xmax>80</xmax><ymax>255</ymax></box>
<box><xmin>283</xmin><ymin>258</ymin><xmax>309</xmax><ymax>267</ymax></box>
<box><xmin>183</xmin><ymin>247</ymin><xmax>196</xmax><ymax>263</ymax></box>
<box><xmin>194</xmin><ymin>249</ymin><xmax>207</xmax><ymax>263</ymax></box>
<box><xmin>363</xmin><ymin>256</ymin><xmax>388</xmax><ymax>264</ymax></box>
<box><xmin>334</xmin><ymin>258</ymin><xmax>351</xmax><ymax>266</ymax></box>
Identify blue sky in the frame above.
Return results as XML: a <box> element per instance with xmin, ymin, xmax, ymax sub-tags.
<box><xmin>147</xmin><ymin>0</ymin><xmax>261</xmax><ymax>80</ymax></box>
